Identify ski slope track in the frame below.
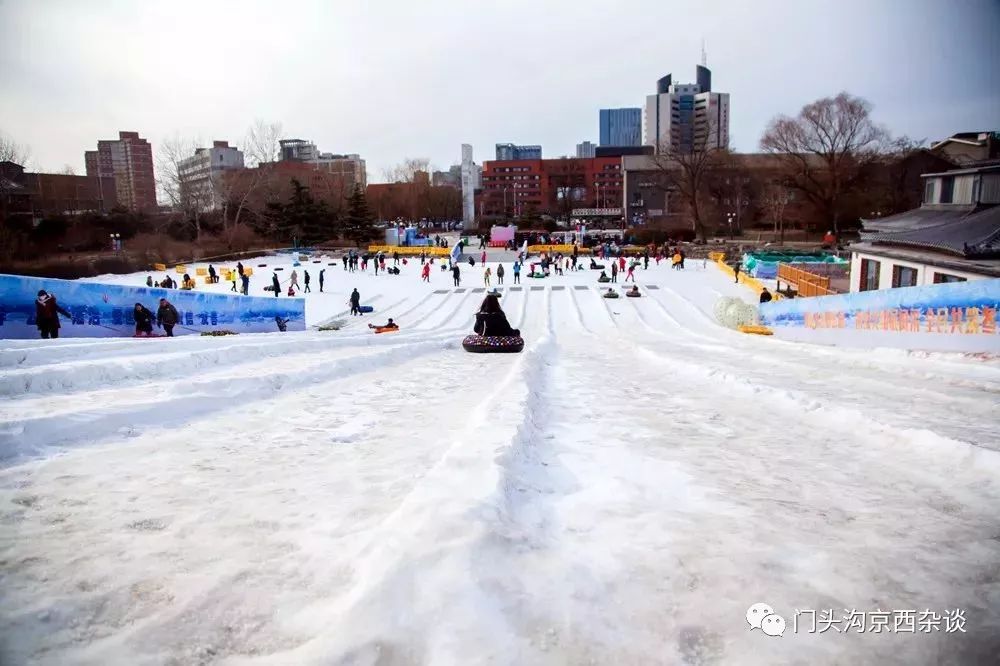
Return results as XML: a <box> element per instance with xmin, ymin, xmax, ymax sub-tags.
<box><xmin>1</xmin><ymin>255</ymin><xmax>999</xmax><ymax>665</ymax></box>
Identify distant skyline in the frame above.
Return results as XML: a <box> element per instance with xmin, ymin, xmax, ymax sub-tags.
<box><xmin>1</xmin><ymin>0</ymin><xmax>998</xmax><ymax>184</ymax></box>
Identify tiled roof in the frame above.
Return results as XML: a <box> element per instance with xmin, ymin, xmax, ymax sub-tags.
<box><xmin>863</xmin><ymin>205</ymin><xmax>1000</xmax><ymax>258</ymax></box>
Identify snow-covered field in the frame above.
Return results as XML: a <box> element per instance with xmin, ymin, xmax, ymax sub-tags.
<box><xmin>2</xmin><ymin>252</ymin><xmax>999</xmax><ymax>665</ymax></box>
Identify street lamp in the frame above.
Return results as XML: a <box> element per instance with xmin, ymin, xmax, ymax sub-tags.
<box><xmin>726</xmin><ymin>212</ymin><xmax>735</xmax><ymax>239</ymax></box>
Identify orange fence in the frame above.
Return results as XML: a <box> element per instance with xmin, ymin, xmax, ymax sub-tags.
<box><xmin>777</xmin><ymin>263</ymin><xmax>836</xmax><ymax>297</ymax></box>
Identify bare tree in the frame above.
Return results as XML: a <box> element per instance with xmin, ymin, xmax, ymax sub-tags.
<box><xmin>760</xmin><ymin>92</ymin><xmax>889</xmax><ymax>234</ymax></box>
<box><xmin>761</xmin><ymin>183</ymin><xmax>792</xmax><ymax>244</ymax></box>
<box><xmin>0</xmin><ymin>131</ymin><xmax>31</xmax><ymax>166</ymax></box>
<box><xmin>60</xmin><ymin>164</ymin><xmax>76</xmax><ymax>176</ymax></box>
<box><xmin>648</xmin><ymin>119</ymin><xmax>725</xmax><ymax>241</ymax></box>
<box><xmin>382</xmin><ymin>158</ymin><xmax>430</xmax><ymax>184</ymax></box>
<box><xmin>244</xmin><ymin>119</ymin><xmax>283</xmax><ymax>167</ymax></box>
<box><xmin>156</xmin><ymin>135</ymin><xmax>212</xmax><ymax>240</ymax></box>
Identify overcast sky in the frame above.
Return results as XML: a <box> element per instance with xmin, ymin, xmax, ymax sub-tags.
<box><xmin>1</xmin><ymin>0</ymin><xmax>997</xmax><ymax>182</ymax></box>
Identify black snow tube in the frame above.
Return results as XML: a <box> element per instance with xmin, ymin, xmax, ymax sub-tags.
<box><xmin>626</xmin><ymin>292</ymin><xmax>641</xmax><ymax>298</ymax></box>
<box><xmin>462</xmin><ymin>334</ymin><xmax>524</xmax><ymax>353</ymax></box>
<box><xmin>603</xmin><ymin>292</ymin><xmax>620</xmax><ymax>299</ymax></box>
<box><xmin>597</xmin><ymin>276</ymin><xmax>611</xmax><ymax>283</ymax></box>
<box><xmin>591</xmin><ymin>262</ymin><xmax>606</xmax><ymax>269</ymax></box>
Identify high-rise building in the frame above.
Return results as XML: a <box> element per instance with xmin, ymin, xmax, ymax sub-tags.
<box><xmin>495</xmin><ymin>143</ymin><xmax>542</xmax><ymax>161</ymax></box>
<box><xmin>85</xmin><ymin>131</ymin><xmax>156</xmax><ymax>211</ymax></box>
<box><xmin>278</xmin><ymin>139</ymin><xmax>367</xmax><ymax>189</ymax></box>
<box><xmin>599</xmin><ymin>108</ymin><xmax>642</xmax><ymax>147</ymax></box>
<box><xmin>178</xmin><ymin>141</ymin><xmax>246</xmax><ymax>212</ymax></box>
<box><xmin>576</xmin><ymin>141</ymin><xmax>597</xmax><ymax>158</ymax></box>
<box><xmin>642</xmin><ymin>65</ymin><xmax>729</xmax><ymax>153</ymax></box>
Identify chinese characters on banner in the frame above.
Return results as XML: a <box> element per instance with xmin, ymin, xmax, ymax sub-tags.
<box><xmin>802</xmin><ymin>306</ymin><xmax>998</xmax><ymax>334</ymax></box>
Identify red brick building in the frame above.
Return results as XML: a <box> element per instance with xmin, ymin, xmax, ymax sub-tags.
<box><xmin>0</xmin><ymin>161</ymin><xmax>116</xmax><ymax>218</ymax></box>
<box><xmin>477</xmin><ymin>156</ymin><xmax>623</xmax><ymax>221</ymax></box>
<box><xmin>85</xmin><ymin>131</ymin><xmax>156</xmax><ymax>212</ymax></box>
<box><xmin>221</xmin><ymin>160</ymin><xmax>354</xmax><ymax>215</ymax></box>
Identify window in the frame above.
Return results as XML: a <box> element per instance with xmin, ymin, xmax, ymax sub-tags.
<box><xmin>940</xmin><ymin>176</ymin><xmax>954</xmax><ymax>204</ymax></box>
<box><xmin>859</xmin><ymin>258</ymin><xmax>880</xmax><ymax>291</ymax></box>
<box><xmin>924</xmin><ymin>179</ymin><xmax>935</xmax><ymax>203</ymax></box>
<box><xmin>891</xmin><ymin>265</ymin><xmax>918</xmax><ymax>288</ymax></box>
<box><xmin>933</xmin><ymin>272</ymin><xmax>967</xmax><ymax>284</ymax></box>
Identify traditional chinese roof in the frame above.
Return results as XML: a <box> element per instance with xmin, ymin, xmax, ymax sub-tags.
<box><xmin>860</xmin><ymin>205</ymin><xmax>1000</xmax><ymax>259</ymax></box>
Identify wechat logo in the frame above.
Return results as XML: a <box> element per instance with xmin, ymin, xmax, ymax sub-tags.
<box><xmin>747</xmin><ymin>602</ymin><xmax>786</xmax><ymax>637</ymax></box>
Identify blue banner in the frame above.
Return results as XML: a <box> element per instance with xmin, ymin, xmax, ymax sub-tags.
<box><xmin>0</xmin><ymin>273</ymin><xmax>306</xmax><ymax>339</ymax></box>
<box><xmin>760</xmin><ymin>279</ymin><xmax>1000</xmax><ymax>340</ymax></box>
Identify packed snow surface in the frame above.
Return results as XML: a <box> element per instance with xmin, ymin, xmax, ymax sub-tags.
<box><xmin>2</xmin><ymin>252</ymin><xmax>999</xmax><ymax>665</ymax></box>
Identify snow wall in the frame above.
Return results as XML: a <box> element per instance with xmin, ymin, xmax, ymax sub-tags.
<box><xmin>759</xmin><ymin>279</ymin><xmax>1000</xmax><ymax>353</ymax></box>
<box><xmin>0</xmin><ymin>273</ymin><xmax>306</xmax><ymax>339</ymax></box>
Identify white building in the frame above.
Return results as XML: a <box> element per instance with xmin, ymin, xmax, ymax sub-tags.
<box><xmin>850</xmin><ymin>164</ymin><xmax>1000</xmax><ymax>291</ymax></box>
<box><xmin>576</xmin><ymin>141</ymin><xmax>597</xmax><ymax>158</ymax></box>
<box><xmin>178</xmin><ymin>140</ymin><xmax>245</xmax><ymax>211</ymax></box>
<box><xmin>642</xmin><ymin>66</ymin><xmax>729</xmax><ymax>153</ymax></box>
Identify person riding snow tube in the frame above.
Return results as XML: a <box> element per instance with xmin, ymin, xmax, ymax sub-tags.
<box><xmin>462</xmin><ymin>294</ymin><xmax>523</xmax><ymax>353</ymax></box>
<box><xmin>590</xmin><ymin>259</ymin><xmax>605</xmax><ymax>270</ymax></box>
<box><xmin>368</xmin><ymin>318</ymin><xmax>399</xmax><ymax>333</ymax></box>
<box><xmin>626</xmin><ymin>286</ymin><xmax>641</xmax><ymax>298</ymax></box>
<box><xmin>597</xmin><ymin>271</ymin><xmax>611</xmax><ymax>283</ymax></box>
<box><xmin>603</xmin><ymin>288</ymin><xmax>620</xmax><ymax>299</ymax></box>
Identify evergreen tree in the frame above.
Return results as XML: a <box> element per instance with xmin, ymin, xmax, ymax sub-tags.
<box><xmin>266</xmin><ymin>179</ymin><xmax>338</xmax><ymax>245</ymax></box>
<box><xmin>343</xmin><ymin>185</ymin><xmax>378</xmax><ymax>246</ymax></box>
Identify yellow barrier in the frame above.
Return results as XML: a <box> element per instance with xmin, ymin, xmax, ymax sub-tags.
<box><xmin>195</xmin><ymin>267</ymin><xmax>208</xmax><ymax>276</ymax></box>
<box><xmin>153</xmin><ymin>263</ymin><xmax>167</xmax><ymax>271</ymax></box>
<box><xmin>202</xmin><ymin>276</ymin><xmax>214</xmax><ymax>285</ymax></box>
<box><xmin>739</xmin><ymin>325</ymin><xmax>774</xmax><ymax>336</ymax></box>
<box><xmin>708</xmin><ymin>251</ymin><xmax>726</xmax><ymax>262</ymax></box>
<box><xmin>713</xmin><ymin>259</ymin><xmax>782</xmax><ymax>300</ymax></box>
<box><xmin>175</xmin><ymin>265</ymin><xmax>186</xmax><ymax>274</ymax></box>
<box><xmin>243</xmin><ymin>267</ymin><xmax>253</xmax><ymax>277</ymax></box>
<box><xmin>367</xmin><ymin>245</ymin><xmax>451</xmax><ymax>257</ymax></box>
<box><xmin>223</xmin><ymin>271</ymin><xmax>234</xmax><ymax>282</ymax></box>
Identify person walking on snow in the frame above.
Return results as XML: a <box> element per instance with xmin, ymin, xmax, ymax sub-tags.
<box><xmin>133</xmin><ymin>303</ymin><xmax>155</xmax><ymax>336</ymax></box>
<box><xmin>484</xmin><ymin>266</ymin><xmax>492</xmax><ymax>287</ymax></box>
<box><xmin>304</xmin><ymin>270</ymin><xmax>311</xmax><ymax>292</ymax></box>
<box><xmin>496</xmin><ymin>263</ymin><xmax>505</xmax><ymax>285</ymax></box>
<box><xmin>156</xmin><ymin>298</ymin><xmax>179</xmax><ymax>337</ymax></box>
<box><xmin>349</xmin><ymin>288</ymin><xmax>362</xmax><ymax>316</ymax></box>
<box><xmin>342</xmin><ymin>255</ymin><xmax>349</xmax><ymax>271</ymax></box>
<box><xmin>35</xmin><ymin>290</ymin><xmax>71</xmax><ymax>339</ymax></box>
<box><xmin>625</xmin><ymin>263</ymin><xmax>636</xmax><ymax>282</ymax></box>
<box><xmin>618</xmin><ymin>256</ymin><xmax>626</xmax><ymax>273</ymax></box>
<box><xmin>611</xmin><ymin>261</ymin><xmax>618</xmax><ymax>283</ymax></box>
<box><xmin>393</xmin><ymin>251</ymin><xmax>400</xmax><ymax>266</ymax></box>
<box><xmin>643</xmin><ymin>254</ymin><xmax>649</xmax><ymax>270</ymax></box>
<box><xmin>237</xmin><ymin>261</ymin><xmax>244</xmax><ymax>276</ymax></box>
<box><xmin>241</xmin><ymin>273</ymin><xmax>250</xmax><ymax>295</ymax></box>
<box><xmin>319</xmin><ymin>269</ymin><xmax>325</xmax><ymax>292</ymax></box>
<box><xmin>231</xmin><ymin>277</ymin><xmax>238</xmax><ymax>292</ymax></box>
<box><xmin>512</xmin><ymin>261</ymin><xmax>521</xmax><ymax>284</ymax></box>
<box><xmin>733</xmin><ymin>263</ymin><xmax>741</xmax><ymax>283</ymax></box>
<box><xmin>271</xmin><ymin>272</ymin><xmax>281</xmax><ymax>297</ymax></box>
<box><xmin>374</xmin><ymin>259</ymin><xmax>380</xmax><ymax>276</ymax></box>
<box><xmin>481</xmin><ymin>250</ymin><xmax>487</xmax><ymax>265</ymax></box>
<box><xmin>452</xmin><ymin>263</ymin><xmax>461</xmax><ymax>287</ymax></box>
<box><xmin>422</xmin><ymin>262</ymin><xmax>431</xmax><ymax>282</ymax></box>
<box><xmin>290</xmin><ymin>269</ymin><xmax>300</xmax><ymax>291</ymax></box>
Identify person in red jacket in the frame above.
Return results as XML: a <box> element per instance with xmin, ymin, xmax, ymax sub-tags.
<box><xmin>421</xmin><ymin>262</ymin><xmax>431</xmax><ymax>282</ymax></box>
<box><xmin>35</xmin><ymin>290</ymin><xmax>71</xmax><ymax>339</ymax></box>
<box><xmin>618</xmin><ymin>256</ymin><xmax>626</xmax><ymax>273</ymax></box>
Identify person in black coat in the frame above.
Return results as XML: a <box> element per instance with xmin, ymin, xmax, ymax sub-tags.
<box><xmin>133</xmin><ymin>303</ymin><xmax>155</xmax><ymax>336</ymax></box>
<box><xmin>759</xmin><ymin>288</ymin><xmax>773</xmax><ymax>303</ymax></box>
<box><xmin>34</xmin><ymin>290</ymin><xmax>71</xmax><ymax>339</ymax></box>
<box><xmin>237</xmin><ymin>261</ymin><xmax>244</xmax><ymax>276</ymax></box>
<box><xmin>474</xmin><ymin>294</ymin><xmax>519</xmax><ymax>337</ymax></box>
<box><xmin>452</xmin><ymin>264</ymin><xmax>461</xmax><ymax>287</ymax></box>
<box><xmin>208</xmin><ymin>264</ymin><xmax>217</xmax><ymax>283</ymax></box>
<box><xmin>350</xmin><ymin>288</ymin><xmax>362</xmax><ymax>316</ymax></box>
<box><xmin>271</xmin><ymin>273</ymin><xmax>281</xmax><ymax>297</ymax></box>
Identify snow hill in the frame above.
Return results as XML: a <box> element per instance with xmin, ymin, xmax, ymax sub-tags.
<box><xmin>1</xmin><ymin>251</ymin><xmax>999</xmax><ymax>665</ymax></box>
